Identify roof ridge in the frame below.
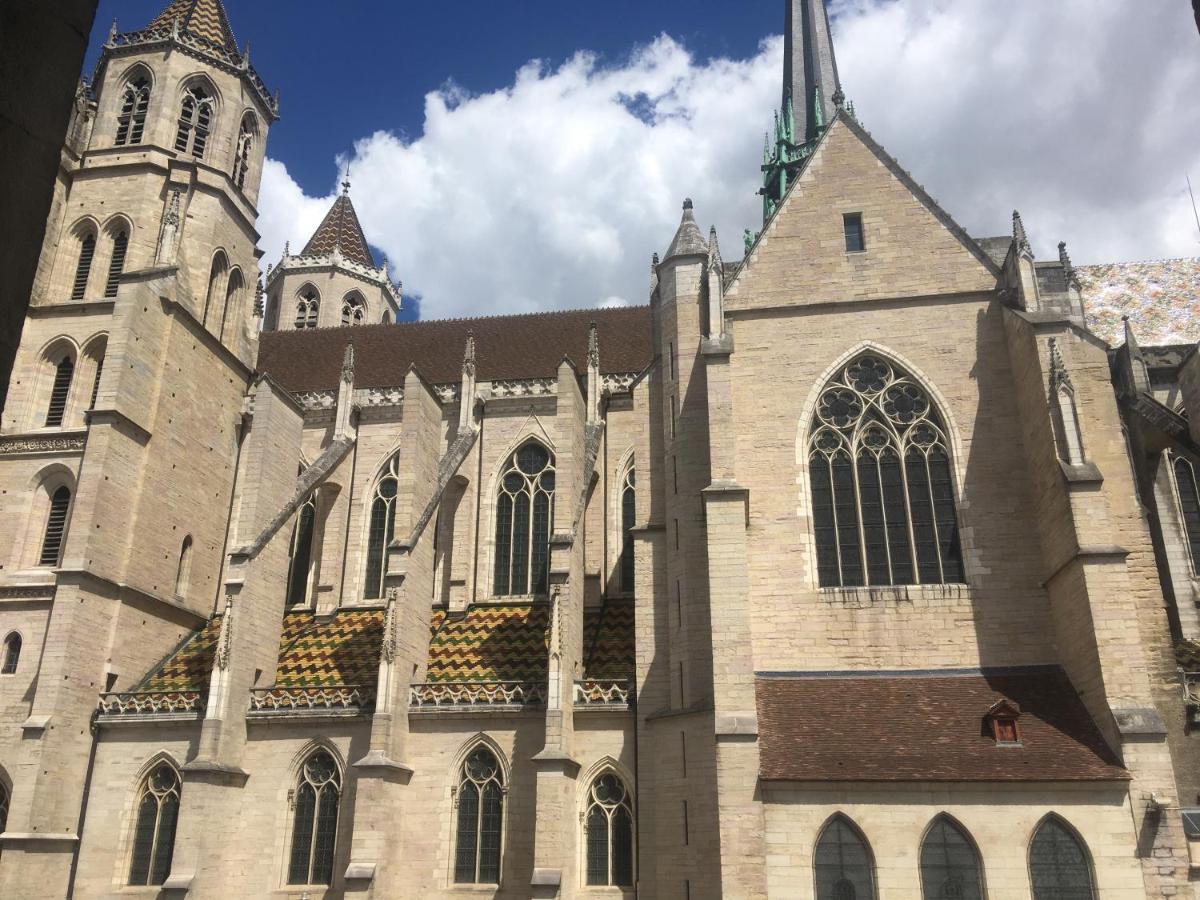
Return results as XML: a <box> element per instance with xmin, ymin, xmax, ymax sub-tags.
<box><xmin>264</xmin><ymin>304</ymin><xmax>650</xmax><ymax>333</ymax></box>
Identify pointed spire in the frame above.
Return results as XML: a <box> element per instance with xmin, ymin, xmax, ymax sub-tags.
<box><xmin>663</xmin><ymin>199</ymin><xmax>708</xmax><ymax>261</ymax></box>
<box><xmin>146</xmin><ymin>0</ymin><xmax>240</xmax><ymax>55</ymax></box>
<box><xmin>587</xmin><ymin>322</ymin><xmax>601</xmax><ymax>424</ymax></box>
<box><xmin>708</xmin><ymin>225</ymin><xmax>722</xmax><ymax>264</ymax></box>
<box><xmin>1013</xmin><ymin>210</ymin><xmax>1032</xmax><ymax>256</ymax></box>
<box><xmin>301</xmin><ymin>191</ymin><xmax>376</xmax><ymax>269</ymax></box>
<box><xmin>106</xmin><ymin>18</ymin><xmax>119</xmax><ymax>46</ymax></box>
<box><xmin>1058</xmin><ymin>240</ymin><xmax>1076</xmax><ymax>281</ymax></box>
<box><xmin>783</xmin><ymin>0</ymin><xmax>842</xmax><ymax>145</ymax></box>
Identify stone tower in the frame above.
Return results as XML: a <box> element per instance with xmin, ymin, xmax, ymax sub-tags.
<box><xmin>0</xmin><ymin>1</ymin><xmax>276</xmax><ymax>894</ymax></box>
<box><xmin>263</xmin><ymin>182</ymin><xmax>402</xmax><ymax>330</ymax></box>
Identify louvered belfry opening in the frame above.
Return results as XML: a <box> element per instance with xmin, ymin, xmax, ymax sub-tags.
<box><xmin>39</xmin><ymin>486</ymin><xmax>72</xmax><ymax>566</ymax></box>
<box><xmin>45</xmin><ymin>356</ymin><xmax>74</xmax><ymax>427</ymax></box>
<box><xmin>71</xmin><ymin>234</ymin><xmax>95</xmax><ymax>300</ymax></box>
<box><xmin>105</xmin><ymin>231</ymin><xmax>129</xmax><ymax>298</ymax></box>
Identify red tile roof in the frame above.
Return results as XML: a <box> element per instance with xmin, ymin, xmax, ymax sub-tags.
<box><xmin>756</xmin><ymin>668</ymin><xmax>1127</xmax><ymax>782</ymax></box>
<box><xmin>256</xmin><ymin>305</ymin><xmax>653</xmax><ymax>392</ymax></box>
<box><xmin>145</xmin><ymin>0</ymin><xmax>238</xmax><ymax>54</ymax></box>
<box><xmin>301</xmin><ymin>193</ymin><xmax>376</xmax><ymax>269</ymax></box>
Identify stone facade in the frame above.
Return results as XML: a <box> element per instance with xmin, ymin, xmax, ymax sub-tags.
<box><xmin>0</xmin><ymin>1</ymin><xmax>1198</xmax><ymax>899</ymax></box>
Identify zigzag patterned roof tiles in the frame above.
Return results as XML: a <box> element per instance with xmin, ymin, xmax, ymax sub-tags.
<box><xmin>301</xmin><ymin>193</ymin><xmax>377</xmax><ymax>269</ymax></box>
<box><xmin>145</xmin><ymin>0</ymin><xmax>239</xmax><ymax>55</ymax></box>
<box><xmin>140</xmin><ymin>614</ymin><xmax>223</xmax><ymax>692</ymax></box>
<box><xmin>582</xmin><ymin>601</ymin><xmax>635</xmax><ymax>681</ymax></box>
<box><xmin>427</xmin><ymin>603</ymin><xmax>550</xmax><ymax>683</ymax></box>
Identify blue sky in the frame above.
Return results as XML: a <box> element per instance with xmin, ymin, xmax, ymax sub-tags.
<box><xmin>84</xmin><ymin>1</ymin><xmax>1200</xmax><ymax>323</ymax></box>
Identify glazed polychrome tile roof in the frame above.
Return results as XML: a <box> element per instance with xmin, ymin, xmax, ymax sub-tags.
<box><xmin>1080</xmin><ymin>259</ymin><xmax>1200</xmax><ymax>346</ymax></box>
<box><xmin>582</xmin><ymin>601</ymin><xmax>635</xmax><ymax>682</ymax></box>
<box><xmin>144</xmin><ymin>0</ymin><xmax>239</xmax><ymax>55</ymax></box>
<box><xmin>301</xmin><ymin>193</ymin><xmax>377</xmax><ymax>269</ymax></box>
<box><xmin>427</xmin><ymin>603</ymin><xmax>550</xmax><ymax>683</ymax></box>
<box><xmin>140</xmin><ymin>614</ymin><xmax>223</xmax><ymax>692</ymax></box>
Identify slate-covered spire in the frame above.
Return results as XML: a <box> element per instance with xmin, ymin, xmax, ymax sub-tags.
<box><xmin>784</xmin><ymin>0</ymin><xmax>842</xmax><ymax>146</ymax></box>
<box><xmin>663</xmin><ymin>199</ymin><xmax>708</xmax><ymax>262</ymax></box>
<box><xmin>300</xmin><ymin>187</ymin><xmax>377</xmax><ymax>269</ymax></box>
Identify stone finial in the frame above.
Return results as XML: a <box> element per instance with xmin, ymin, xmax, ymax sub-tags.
<box><xmin>341</xmin><ymin>343</ymin><xmax>356</xmax><ymax>384</ymax></box>
<box><xmin>683</xmin><ymin>198</ymin><xmax>694</xmax><ymax>211</ymax></box>
<box><xmin>1123</xmin><ymin>315</ymin><xmax>1142</xmax><ymax>356</ymax></box>
<box><xmin>170</xmin><ymin>15</ymin><xmax>180</xmax><ymax>41</ymax></box>
<box><xmin>588</xmin><ymin>321</ymin><xmax>600</xmax><ymax>370</ymax></box>
<box><xmin>707</xmin><ymin>225</ymin><xmax>722</xmax><ymax>268</ymax></box>
<box><xmin>463</xmin><ymin>330</ymin><xmax>476</xmax><ymax>378</ymax></box>
<box><xmin>1012</xmin><ymin>210</ymin><xmax>1031</xmax><ymax>255</ymax></box>
<box><xmin>650</xmin><ymin>253</ymin><xmax>659</xmax><ymax>293</ymax></box>
<box><xmin>216</xmin><ymin>595</ymin><xmax>234</xmax><ymax>670</ymax></box>
<box><xmin>381</xmin><ymin>590</ymin><xmax>397</xmax><ymax>663</ymax></box>
<box><xmin>253</xmin><ymin>276</ymin><xmax>264</xmax><ymax>317</ymax></box>
<box><xmin>1058</xmin><ymin>241</ymin><xmax>1076</xmax><ymax>280</ymax></box>
<box><xmin>1048</xmin><ymin>337</ymin><xmax>1073</xmax><ymax>391</ymax></box>
<box><xmin>106</xmin><ymin>18</ymin><xmax>119</xmax><ymax>46</ymax></box>
<box><xmin>241</xmin><ymin>41</ymin><xmax>251</xmax><ymax>70</ymax></box>
<box><xmin>832</xmin><ymin>87</ymin><xmax>846</xmax><ymax>109</ymax></box>
<box><xmin>283</xmin><ymin>240</ymin><xmax>290</xmax><ymax>259</ymax></box>
<box><xmin>744</xmin><ymin>228</ymin><xmax>754</xmax><ymax>256</ymax></box>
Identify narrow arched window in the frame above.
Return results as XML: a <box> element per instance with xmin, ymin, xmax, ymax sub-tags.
<box><xmin>45</xmin><ymin>355</ymin><xmax>74</xmax><ymax>427</ymax></box>
<box><xmin>233</xmin><ymin>118</ymin><xmax>254</xmax><ymax>189</ymax></box>
<box><xmin>128</xmin><ymin>763</ymin><xmax>180</xmax><ymax>885</ymax></box>
<box><xmin>585</xmin><ymin>772</ymin><xmax>634</xmax><ymax>887</ymax></box>
<box><xmin>39</xmin><ymin>485</ymin><xmax>71</xmax><ymax>566</ymax></box>
<box><xmin>1029</xmin><ymin>817</ymin><xmax>1095</xmax><ymax>900</ymax></box>
<box><xmin>104</xmin><ymin>229</ymin><xmax>129</xmax><ymax>298</ymax></box>
<box><xmin>341</xmin><ymin>294</ymin><xmax>366</xmax><ymax>326</ymax></box>
<box><xmin>809</xmin><ymin>354</ymin><xmax>964</xmax><ymax>587</ymax></box>
<box><xmin>364</xmin><ymin>456</ymin><xmax>399</xmax><ymax>600</ymax></box>
<box><xmin>455</xmin><ymin>746</ymin><xmax>504</xmax><ymax>884</ymax></box>
<box><xmin>814</xmin><ymin>816</ymin><xmax>876</xmax><ymax>900</ymax></box>
<box><xmin>494</xmin><ymin>441</ymin><xmax>555</xmax><ymax>596</ymax></box>
<box><xmin>174</xmin><ymin>85</ymin><xmax>213</xmax><ymax>158</ymax></box>
<box><xmin>89</xmin><ymin>353</ymin><xmax>105</xmax><ymax>410</ymax></box>
<box><xmin>71</xmin><ymin>233</ymin><xmax>96</xmax><ymax>301</ymax></box>
<box><xmin>620</xmin><ymin>467</ymin><xmax>636</xmax><ymax>593</ymax></box>
<box><xmin>921</xmin><ymin>817</ymin><xmax>983</xmax><ymax>900</ymax></box>
<box><xmin>286</xmin><ymin>496</ymin><xmax>317</xmax><ymax>607</ymax></box>
<box><xmin>220</xmin><ymin>269</ymin><xmax>243</xmax><ymax>341</ymax></box>
<box><xmin>203</xmin><ymin>252</ymin><xmax>227</xmax><ymax>327</ymax></box>
<box><xmin>295</xmin><ymin>290</ymin><xmax>319</xmax><ymax>330</ymax></box>
<box><xmin>0</xmin><ymin>782</ymin><xmax>8</xmax><ymax>838</ymax></box>
<box><xmin>115</xmin><ymin>75</ymin><xmax>151</xmax><ymax>146</ymax></box>
<box><xmin>175</xmin><ymin>536</ymin><xmax>192</xmax><ymax>599</ymax></box>
<box><xmin>1172</xmin><ymin>454</ymin><xmax>1200</xmax><ymax>572</ymax></box>
<box><xmin>1</xmin><ymin>633</ymin><xmax>21</xmax><ymax>675</ymax></box>
<box><xmin>288</xmin><ymin>749</ymin><xmax>341</xmax><ymax>886</ymax></box>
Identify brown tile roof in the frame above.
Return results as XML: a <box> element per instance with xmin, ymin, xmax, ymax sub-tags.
<box><xmin>582</xmin><ymin>600</ymin><xmax>635</xmax><ymax>681</ymax></box>
<box><xmin>301</xmin><ymin>193</ymin><xmax>376</xmax><ymax>269</ymax></box>
<box><xmin>145</xmin><ymin>0</ymin><xmax>238</xmax><ymax>54</ymax></box>
<box><xmin>427</xmin><ymin>603</ymin><xmax>549</xmax><ymax>682</ymax></box>
<box><xmin>1080</xmin><ymin>258</ymin><xmax>1200</xmax><ymax>345</ymax></box>
<box><xmin>756</xmin><ymin>668</ymin><xmax>1127</xmax><ymax>783</ymax></box>
<box><xmin>256</xmin><ymin>305</ymin><xmax>653</xmax><ymax>392</ymax></box>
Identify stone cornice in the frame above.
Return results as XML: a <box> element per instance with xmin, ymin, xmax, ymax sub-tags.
<box><xmin>267</xmin><ymin>253</ymin><xmax>401</xmax><ymax>306</ymax></box>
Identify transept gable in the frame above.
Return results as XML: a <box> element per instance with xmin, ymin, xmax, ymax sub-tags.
<box><xmin>726</xmin><ymin>114</ymin><xmax>1000</xmax><ymax>312</ymax></box>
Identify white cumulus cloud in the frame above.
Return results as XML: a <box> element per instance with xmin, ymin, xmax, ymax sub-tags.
<box><xmin>257</xmin><ymin>0</ymin><xmax>1200</xmax><ymax>320</ymax></box>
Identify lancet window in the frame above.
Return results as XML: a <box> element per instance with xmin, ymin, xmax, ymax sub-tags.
<box><xmin>814</xmin><ymin>815</ymin><xmax>876</xmax><ymax>900</ymax></box>
<box><xmin>128</xmin><ymin>763</ymin><xmax>180</xmax><ymax>886</ymax></box>
<box><xmin>71</xmin><ymin>233</ymin><xmax>95</xmax><ymax>301</ymax></box>
<box><xmin>920</xmin><ymin>816</ymin><xmax>983</xmax><ymax>900</ymax></box>
<box><xmin>286</xmin><ymin>495</ymin><xmax>317</xmax><ymax>607</ymax></box>
<box><xmin>175</xmin><ymin>536</ymin><xmax>193</xmax><ymax>599</ymax></box>
<box><xmin>0</xmin><ymin>782</ymin><xmax>8</xmax><ymax>840</ymax></box>
<box><xmin>115</xmin><ymin>75</ymin><xmax>150</xmax><ymax>146</ymax></box>
<box><xmin>1</xmin><ymin>633</ymin><xmax>20</xmax><ymax>675</ymax></box>
<box><xmin>493</xmin><ymin>441</ymin><xmax>555</xmax><ymax>596</ymax></box>
<box><xmin>364</xmin><ymin>456</ymin><xmax>399</xmax><ymax>600</ymax></box>
<box><xmin>174</xmin><ymin>85</ymin><xmax>213</xmax><ymax>158</ymax></box>
<box><xmin>1171</xmin><ymin>453</ymin><xmax>1200</xmax><ymax>572</ymax></box>
<box><xmin>808</xmin><ymin>353</ymin><xmax>963</xmax><ymax>588</ymax></box>
<box><xmin>585</xmin><ymin>772</ymin><xmax>634</xmax><ymax>887</ymax></box>
<box><xmin>287</xmin><ymin>749</ymin><xmax>340</xmax><ymax>886</ymax></box>
<box><xmin>295</xmin><ymin>290</ymin><xmax>319</xmax><ymax>329</ymax></box>
<box><xmin>454</xmin><ymin>746</ymin><xmax>505</xmax><ymax>884</ymax></box>
<box><xmin>104</xmin><ymin>229</ymin><xmax>129</xmax><ymax>298</ymax></box>
<box><xmin>1028</xmin><ymin>818</ymin><xmax>1095</xmax><ymax>900</ymax></box>
<box><xmin>620</xmin><ymin>467</ymin><xmax>636</xmax><ymax>593</ymax></box>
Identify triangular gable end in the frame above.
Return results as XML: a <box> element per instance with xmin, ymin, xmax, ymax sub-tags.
<box><xmin>727</xmin><ymin>113</ymin><xmax>999</xmax><ymax>311</ymax></box>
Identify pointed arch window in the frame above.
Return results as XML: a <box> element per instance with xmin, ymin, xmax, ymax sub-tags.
<box><xmin>295</xmin><ymin>290</ymin><xmax>319</xmax><ymax>329</ymax></box>
<box><xmin>175</xmin><ymin>536</ymin><xmax>193</xmax><ymax>599</ymax></box>
<box><xmin>1029</xmin><ymin>818</ymin><xmax>1095</xmax><ymax>900</ymax></box>
<box><xmin>203</xmin><ymin>252</ymin><xmax>228</xmax><ymax>327</ymax></box>
<box><xmin>620</xmin><ymin>467</ymin><xmax>636</xmax><ymax>593</ymax></box>
<box><xmin>341</xmin><ymin>294</ymin><xmax>366</xmax><ymax>326</ymax></box>
<box><xmin>814</xmin><ymin>816</ymin><xmax>876</xmax><ymax>900</ymax></box>
<box><xmin>115</xmin><ymin>75</ymin><xmax>151</xmax><ymax>146</ymax></box>
<box><xmin>234</xmin><ymin>117</ymin><xmax>254</xmax><ymax>189</ymax></box>
<box><xmin>0</xmin><ymin>782</ymin><xmax>8</xmax><ymax>840</ymax></box>
<box><xmin>494</xmin><ymin>441</ymin><xmax>555</xmax><ymax>596</ymax></box>
<box><xmin>45</xmin><ymin>355</ymin><xmax>74</xmax><ymax>427</ymax></box>
<box><xmin>920</xmin><ymin>817</ymin><xmax>983</xmax><ymax>900</ymax></box>
<box><xmin>71</xmin><ymin>233</ymin><xmax>96</xmax><ymax>301</ymax></box>
<box><xmin>287</xmin><ymin>749</ymin><xmax>341</xmax><ymax>886</ymax></box>
<box><xmin>220</xmin><ymin>269</ymin><xmax>244</xmax><ymax>340</ymax></box>
<box><xmin>86</xmin><ymin>339</ymin><xmax>107</xmax><ymax>411</ymax></box>
<box><xmin>104</xmin><ymin>229</ymin><xmax>129</xmax><ymax>298</ymax></box>
<box><xmin>174</xmin><ymin>85</ymin><xmax>213</xmax><ymax>158</ymax></box>
<box><xmin>39</xmin><ymin>485</ymin><xmax>72</xmax><ymax>566</ymax></box>
<box><xmin>455</xmin><ymin>746</ymin><xmax>505</xmax><ymax>884</ymax></box>
<box><xmin>585</xmin><ymin>772</ymin><xmax>634</xmax><ymax>887</ymax></box>
<box><xmin>1171</xmin><ymin>453</ymin><xmax>1200</xmax><ymax>572</ymax></box>
<box><xmin>1</xmin><ymin>633</ymin><xmax>20</xmax><ymax>675</ymax></box>
<box><xmin>128</xmin><ymin>763</ymin><xmax>180</xmax><ymax>886</ymax></box>
<box><xmin>809</xmin><ymin>354</ymin><xmax>964</xmax><ymax>587</ymax></box>
<box><xmin>365</xmin><ymin>456</ymin><xmax>399</xmax><ymax>600</ymax></box>
<box><xmin>287</xmin><ymin>495</ymin><xmax>317</xmax><ymax>607</ymax></box>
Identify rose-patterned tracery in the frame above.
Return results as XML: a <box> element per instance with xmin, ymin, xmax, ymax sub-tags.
<box><xmin>808</xmin><ymin>354</ymin><xmax>963</xmax><ymax>587</ymax></box>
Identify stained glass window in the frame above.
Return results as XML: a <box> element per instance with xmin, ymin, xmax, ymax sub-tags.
<box><xmin>1029</xmin><ymin>818</ymin><xmax>1095</xmax><ymax>900</ymax></box>
<box><xmin>128</xmin><ymin>763</ymin><xmax>181</xmax><ymax>886</ymax></box>
<box><xmin>585</xmin><ymin>772</ymin><xmax>635</xmax><ymax>886</ymax></box>
<box><xmin>494</xmin><ymin>441</ymin><xmax>555</xmax><ymax>596</ymax></box>
<box><xmin>920</xmin><ymin>816</ymin><xmax>983</xmax><ymax>900</ymax></box>
<box><xmin>809</xmin><ymin>354</ymin><xmax>964</xmax><ymax>587</ymax></box>
<box><xmin>288</xmin><ymin>749</ymin><xmax>341</xmax><ymax>885</ymax></box>
<box><xmin>455</xmin><ymin>747</ymin><xmax>505</xmax><ymax>884</ymax></box>
<box><xmin>814</xmin><ymin>816</ymin><xmax>875</xmax><ymax>900</ymax></box>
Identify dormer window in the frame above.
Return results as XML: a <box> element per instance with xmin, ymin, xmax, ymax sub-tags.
<box><xmin>985</xmin><ymin>699</ymin><xmax>1022</xmax><ymax>746</ymax></box>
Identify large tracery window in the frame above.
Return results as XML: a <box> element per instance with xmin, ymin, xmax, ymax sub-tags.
<box><xmin>814</xmin><ymin>815</ymin><xmax>876</xmax><ymax>900</ymax></box>
<box><xmin>1171</xmin><ymin>453</ymin><xmax>1200</xmax><ymax>571</ymax></box>
<box><xmin>174</xmin><ymin>85</ymin><xmax>213</xmax><ymax>158</ymax></box>
<box><xmin>809</xmin><ymin>353</ymin><xmax>964</xmax><ymax>588</ymax></box>
<box><xmin>1028</xmin><ymin>817</ymin><xmax>1095</xmax><ymax>900</ymax></box>
<box><xmin>288</xmin><ymin>749</ymin><xmax>341</xmax><ymax>886</ymax></box>
<box><xmin>364</xmin><ymin>456</ymin><xmax>399</xmax><ymax>600</ymax></box>
<box><xmin>620</xmin><ymin>467</ymin><xmax>636</xmax><ymax>593</ymax></box>
<box><xmin>286</xmin><ymin>495</ymin><xmax>317</xmax><ymax>607</ymax></box>
<box><xmin>494</xmin><ymin>441</ymin><xmax>555</xmax><ymax>596</ymax></box>
<box><xmin>128</xmin><ymin>763</ymin><xmax>180</xmax><ymax>886</ymax></box>
<box><xmin>920</xmin><ymin>816</ymin><xmax>983</xmax><ymax>900</ymax></box>
<box><xmin>455</xmin><ymin>746</ymin><xmax>505</xmax><ymax>884</ymax></box>
<box><xmin>585</xmin><ymin>772</ymin><xmax>634</xmax><ymax>887</ymax></box>
<box><xmin>115</xmin><ymin>75</ymin><xmax>151</xmax><ymax>146</ymax></box>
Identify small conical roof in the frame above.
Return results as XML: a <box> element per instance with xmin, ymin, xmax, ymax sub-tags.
<box><xmin>663</xmin><ymin>199</ymin><xmax>708</xmax><ymax>261</ymax></box>
<box><xmin>301</xmin><ymin>187</ymin><xmax>377</xmax><ymax>269</ymax></box>
<box><xmin>145</xmin><ymin>0</ymin><xmax>239</xmax><ymax>54</ymax></box>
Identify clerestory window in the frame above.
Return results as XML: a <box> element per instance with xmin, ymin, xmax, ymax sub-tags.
<box><xmin>493</xmin><ymin>441</ymin><xmax>555</xmax><ymax>596</ymax></box>
<box><xmin>364</xmin><ymin>456</ymin><xmax>399</xmax><ymax>600</ymax></box>
<box><xmin>620</xmin><ymin>467</ymin><xmax>636</xmax><ymax>593</ymax></box>
<box><xmin>808</xmin><ymin>353</ymin><xmax>964</xmax><ymax>588</ymax></box>
<box><xmin>286</xmin><ymin>495</ymin><xmax>317</xmax><ymax>607</ymax></box>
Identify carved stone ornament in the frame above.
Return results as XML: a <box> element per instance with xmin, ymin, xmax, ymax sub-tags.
<box><xmin>0</xmin><ymin>435</ymin><xmax>86</xmax><ymax>455</ymax></box>
<box><xmin>216</xmin><ymin>597</ymin><xmax>234</xmax><ymax>670</ymax></box>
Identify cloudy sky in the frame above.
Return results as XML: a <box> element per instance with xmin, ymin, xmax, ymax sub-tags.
<box><xmin>92</xmin><ymin>0</ymin><xmax>1200</xmax><ymax>320</ymax></box>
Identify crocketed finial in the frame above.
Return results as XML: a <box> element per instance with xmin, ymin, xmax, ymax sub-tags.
<box><xmin>341</xmin><ymin>343</ymin><xmax>356</xmax><ymax>383</ymax></box>
<box><xmin>1012</xmin><ymin>210</ymin><xmax>1031</xmax><ymax>254</ymax></box>
<box><xmin>1058</xmin><ymin>241</ymin><xmax>1075</xmax><ymax>279</ymax></box>
<box><xmin>588</xmin><ymin>321</ymin><xmax>600</xmax><ymax>369</ymax></box>
<box><xmin>463</xmin><ymin>330</ymin><xmax>476</xmax><ymax>377</ymax></box>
